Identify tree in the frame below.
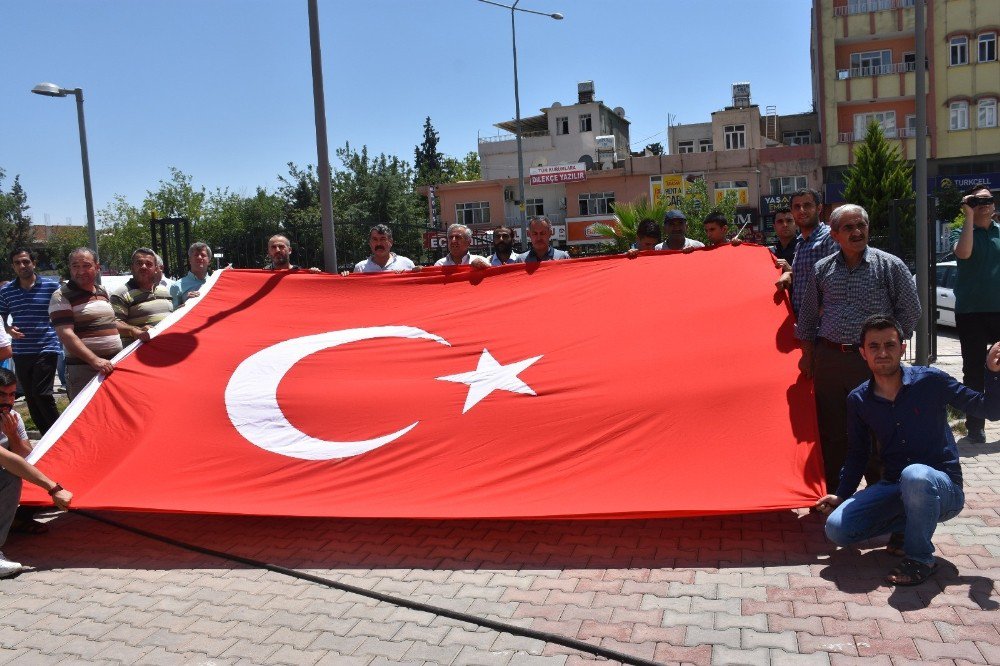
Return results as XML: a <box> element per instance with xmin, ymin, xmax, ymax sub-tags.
<box><xmin>414</xmin><ymin>117</ymin><xmax>443</xmax><ymax>185</ymax></box>
<box><xmin>935</xmin><ymin>179</ymin><xmax>963</xmax><ymax>226</ymax></box>
<box><xmin>673</xmin><ymin>178</ymin><xmax>739</xmax><ymax>244</ymax></box>
<box><xmin>96</xmin><ymin>194</ymin><xmax>147</xmax><ymax>273</ymax></box>
<box><xmin>841</xmin><ymin>121</ymin><xmax>915</xmax><ymax>250</ymax></box>
<box><xmin>592</xmin><ymin>196</ymin><xmax>672</xmax><ymax>253</ymax></box>
<box><xmin>143</xmin><ymin>167</ymin><xmax>207</xmax><ymax>223</ymax></box>
<box><xmin>332</xmin><ymin>142</ymin><xmax>425</xmax><ymax>265</ymax></box>
<box><xmin>645</xmin><ymin>142</ymin><xmax>664</xmax><ymax>156</ymax></box>
<box><xmin>441</xmin><ymin>152</ymin><xmax>481</xmax><ymax>182</ymax></box>
<box><xmin>46</xmin><ymin>226</ymin><xmax>89</xmax><ymax>275</ymax></box>
<box><xmin>0</xmin><ymin>169</ymin><xmax>35</xmax><ymax>277</ymax></box>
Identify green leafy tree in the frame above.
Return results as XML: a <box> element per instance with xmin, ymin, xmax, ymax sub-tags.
<box><xmin>46</xmin><ymin>226</ymin><xmax>89</xmax><ymax>275</ymax></box>
<box><xmin>96</xmin><ymin>194</ymin><xmax>147</xmax><ymax>273</ymax></box>
<box><xmin>333</xmin><ymin>142</ymin><xmax>425</xmax><ymax>265</ymax></box>
<box><xmin>143</xmin><ymin>167</ymin><xmax>207</xmax><ymax>223</ymax></box>
<box><xmin>841</xmin><ymin>121</ymin><xmax>915</xmax><ymax>249</ymax></box>
<box><xmin>0</xmin><ymin>169</ymin><xmax>35</xmax><ymax>277</ymax></box>
<box><xmin>673</xmin><ymin>178</ymin><xmax>739</xmax><ymax>244</ymax></box>
<box><xmin>441</xmin><ymin>152</ymin><xmax>481</xmax><ymax>182</ymax></box>
<box><xmin>645</xmin><ymin>142</ymin><xmax>663</xmax><ymax>156</ymax></box>
<box><xmin>935</xmin><ymin>180</ymin><xmax>963</xmax><ymax>226</ymax></box>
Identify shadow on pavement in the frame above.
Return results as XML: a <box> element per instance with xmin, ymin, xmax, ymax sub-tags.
<box><xmin>10</xmin><ymin>507</ymin><xmax>832</xmax><ymax>574</ymax></box>
<box><xmin>818</xmin><ymin>548</ymin><xmax>997</xmax><ymax>611</ymax></box>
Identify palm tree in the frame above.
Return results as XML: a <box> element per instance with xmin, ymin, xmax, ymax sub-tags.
<box><xmin>593</xmin><ymin>196</ymin><xmax>672</xmax><ymax>253</ymax></box>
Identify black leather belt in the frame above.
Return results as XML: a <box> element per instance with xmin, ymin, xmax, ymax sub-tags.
<box><xmin>818</xmin><ymin>337</ymin><xmax>859</xmax><ymax>353</ymax></box>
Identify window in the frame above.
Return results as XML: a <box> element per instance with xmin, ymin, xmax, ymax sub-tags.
<box><xmin>699</xmin><ymin>139</ymin><xmax>713</xmax><ymax>152</ymax></box>
<box><xmin>578</xmin><ymin>192</ymin><xmax>615</xmax><ymax>216</ymax></box>
<box><xmin>782</xmin><ymin>130</ymin><xmax>812</xmax><ymax>145</ymax></box>
<box><xmin>979</xmin><ymin>99</ymin><xmax>998</xmax><ymax>128</ymax></box>
<box><xmin>854</xmin><ymin>111</ymin><xmax>896</xmax><ymax>138</ymax></box>
<box><xmin>769</xmin><ymin>176</ymin><xmax>808</xmax><ymax>195</ymax></box>
<box><xmin>677</xmin><ymin>140</ymin><xmax>694</xmax><ymax>154</ymax></box>
<box><xmin>979</xmin><ymin>33</ymin><xmax>997</xmax><ymax>62</ymax></box>
<box><xmin>455</xmin><ymin>201</ymin><xmax>490</xmax><ymax>226</ymax></box>
<box><xmin>903</xmin><ymin>52</ymin><xmax>916</xmax><ymax>71</ymax></box>
<box><xmin>525</xmin><ymin>198</ymin><xmax>544</xmax><ymax>217</ymax></box>
<box><xmin>951</xmin><ymin>37</ymin><xmax>969</xmax><ymax>65</ymax></box>
<box><xmin>556</xmin><ymin>116</ymin><xmax>569</xmax><ymax>135</ymax></box>
<box><xmin>850</xmin><ymin>49</ymin><xmax>892</xmax><ymax>76</ymax></box>
<box><xmin>950</xmin><ymin>101</ymin><xmax>969</xmax><ymax>130</ymax></box>
<box><xmin>579</xmin><ymin>114</ymin><xmax>592</xmax><ymax>132</ymax></box>
<box><xmin>724</xmin><ymin>124</ymin><xmax>746</xmax><ymax>150</ymax></box>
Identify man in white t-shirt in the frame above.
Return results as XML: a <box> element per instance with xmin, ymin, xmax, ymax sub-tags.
<box><xmin>348</xmin><ymin>225</ymin><xmax>417</xmax><ymax>274</ymax></box>
<box><xmin>655</xmin><ymin>209</ymin><xmax>705</xmax><ymax>251</ymax></box>
<box><xmin>434</xmin><ymin>224</ymin><xmax>489</xmax><ymax>268</ymax></box>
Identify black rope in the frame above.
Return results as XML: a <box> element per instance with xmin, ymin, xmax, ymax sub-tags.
<box><xmin>73</xmin><ymin>509</ymin><xmax>662</xmax><ymax>666</ymax></box>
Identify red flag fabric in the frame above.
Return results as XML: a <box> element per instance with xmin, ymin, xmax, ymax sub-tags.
<box><xmin>24</xmin><ymin>245</ymin><xmax>823</xmax><ymax>518</ymax></box>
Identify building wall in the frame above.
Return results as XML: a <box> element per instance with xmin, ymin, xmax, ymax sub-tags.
<box><xmin>816</xmin><ymin>0</ymin><xmax>999</xmax><ymax>187</ymax></box>
<box><xmin>479</xmin><ymin>100</ymin><xmax>631</xmax><ymax>180</ymax></box>
<box><xmin>933</xmin><ymin>0</ymin><xmax>1000</xmax><ymax>160</ymax></box>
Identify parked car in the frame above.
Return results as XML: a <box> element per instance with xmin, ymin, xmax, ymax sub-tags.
<box><xmin>934</xmin><ymin>261</ymin><xmax>956</xmax><ymax>328</ymax></box>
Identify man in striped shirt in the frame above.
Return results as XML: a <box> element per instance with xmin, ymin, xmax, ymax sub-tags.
<box><xmin>110</xmin><ymin>248</ymin><xmax>174</xmax><ymax>347</ymax></box>
<box><xmin>0</xmin><ymin>249</ymin><xmax>62</xmax><ymax>434</ymax></box>
<box><xmin>48</xmin><ymin>248</ymin><xmax>122</xmax><ymax>400</ymax></box>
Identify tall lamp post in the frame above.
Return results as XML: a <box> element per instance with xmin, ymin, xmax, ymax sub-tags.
<box><xmin>307</xmin><ymin>0</ymin><xmax>338</xmax><ymax>272</ymax></box>
<box><xmin>478</xmin><ymin>0</ymin><xmax>563</xmax><ymax>250</ymax></box>
<box><xmin>31</xmin><ymin>82</ymin><xmax>99</xmax><ymax>261</ymax></box>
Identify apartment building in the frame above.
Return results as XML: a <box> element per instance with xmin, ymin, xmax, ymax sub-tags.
<box><xmin>423</xmin><ymin>83</ymin><xmax>822</xmax><ymax>255</ymax></box>
<box><xmin>812</xmin><ymin>0</ymin><xmax>1000</xmax><ymax>203</ymax></box>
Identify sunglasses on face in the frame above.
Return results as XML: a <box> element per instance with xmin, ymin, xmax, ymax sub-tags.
<box><xmin>969</xmin><ymin>196</ymin><xmax>995</xmax><ymax>208</ymax></box>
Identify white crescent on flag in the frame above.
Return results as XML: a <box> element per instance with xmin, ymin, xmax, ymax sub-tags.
<box><xmin>225</xmin><ymin>325</ymin><xmax>450</xmax><ymax>460</ymax></box>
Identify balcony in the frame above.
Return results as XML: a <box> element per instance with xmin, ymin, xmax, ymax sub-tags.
<box><xmin>838</xmin><ymin>127</ymin><xmax>928</xmax><ymax>142</ymax></box>
<box><xmin>833</xmin><ymin>0</ymin><xmax>914</xmax><ymax>17</ymax></box>
<box><xmin>836</xmin><ymin>61</ymin><xmax>916</xmax><ymax>80</ymax></box>
<box><xmin>479</xmin><ymin>130</ymin><xmax>550</xmax><ymax>144</ymax></box>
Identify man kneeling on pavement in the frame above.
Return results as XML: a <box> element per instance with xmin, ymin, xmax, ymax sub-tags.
<box><xmin>0</xmin><ymin>367</ymin><xmax>73</xmax><ymax>578</ymax></box>
<box><xmin>815</xmin><ymin>315</ymin><xmax>1000</xmax><ymax>586</ymax></box>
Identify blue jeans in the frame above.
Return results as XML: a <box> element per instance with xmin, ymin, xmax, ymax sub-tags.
<box><xmin>825</xmin><ymin>464</ymin><xmax>965</xmax><ymax>565</ymax></box>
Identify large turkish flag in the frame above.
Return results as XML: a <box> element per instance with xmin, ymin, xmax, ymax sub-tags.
<box><xmin>24</xmin><ymin>245</ymin><xmax>823</xmax><ymax>518</ymax></box>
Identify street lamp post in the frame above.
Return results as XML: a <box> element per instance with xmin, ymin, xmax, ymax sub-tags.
<box><xmin>478</xmin><ymin>0</ymin><xmax>563</xmax><ymax>251</ymax></box>
<box><xmin>31</xmin><ymin>82</ymin><xmax>99</xmax><ymax>262</ymax></box>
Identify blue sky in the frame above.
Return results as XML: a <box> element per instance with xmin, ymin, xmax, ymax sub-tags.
<box><xmin>2</xmin><ymin>0</ymin><xmax>814</xmax><ymax>226</ymax></box>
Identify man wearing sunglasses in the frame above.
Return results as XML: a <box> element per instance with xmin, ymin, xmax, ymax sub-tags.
<box><xmin>952</xmin><ymin>183</ymin><xmax>1000</xmax><ymax>444</ymax></box>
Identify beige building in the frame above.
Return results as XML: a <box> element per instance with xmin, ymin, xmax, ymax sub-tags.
<box><xmin>478</xmin><ymin>81</ymin><xmax>631</xmax><ymax>181</ymax></box>
<box><xmin>812</xmin><ymin>0</ymin><xmax>1000</xmax><ymax>202</ymax></box>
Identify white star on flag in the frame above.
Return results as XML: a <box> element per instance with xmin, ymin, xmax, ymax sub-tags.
<box><xmin>436</xmin><ymin>349</ymin><xmax>543</xmax><ymax>414</ymax></box>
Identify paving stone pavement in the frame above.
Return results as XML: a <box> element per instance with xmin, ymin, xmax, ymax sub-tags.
<box><xmin>0</xmin><ymin>331</ymin><xmax>996</xmax><ymax>665</ymax></box>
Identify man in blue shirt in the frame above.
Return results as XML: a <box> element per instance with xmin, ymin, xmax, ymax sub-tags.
<box><xmin>0</xmin><ymin>249</ymin><xmax>62</xmax><ymax>434</ymax></box>
<box><xmin>170</xmin><ymin>242</ymin><xmax>212</xmax><ymax>308</ymax></box>
<box><xmin>815</xmin><ymin>315</ymin><xmax>1000</xmax><ymax>586</ymax></box>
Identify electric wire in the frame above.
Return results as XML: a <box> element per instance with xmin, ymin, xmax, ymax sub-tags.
<box><xmin>73</xmin><ymin>509</ymin><xmax>663</xmax><ymax>666</ymax></box>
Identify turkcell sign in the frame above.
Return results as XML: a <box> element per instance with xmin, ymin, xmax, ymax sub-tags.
<box><xmin>929</xmin><ymin>173</ymin><xmax>1000</xmax><ymax>191</ymax></box>
<box><xmin>529</xmin><ymin>163</ymin><xmax>586</xmax><ymax>185</ymax></box>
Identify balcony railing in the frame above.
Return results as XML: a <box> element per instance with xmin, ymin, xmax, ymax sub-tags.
<box><xmin>838</xmin><ymin>127</ymin><xmax>928</xmax><ymax>142</ymax></box>
<box><xmin>836</xmin><ymin>61</ymin><xmax>916</xmax><ymax>79</ymax></box>
<box><xmin>833</xmin><ymin>0</ymin><xmax>914</xmax><ymax>17</ymax></box>
<box><xmin>479</xmin><ymin>130</ymin><xmax>551</xmax><ymax>144</ymax></box>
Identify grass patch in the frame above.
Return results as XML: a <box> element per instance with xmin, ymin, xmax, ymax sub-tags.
<box><xmin>947</xmin><ymin>405</ymin><xmax>967</xmax><ymax>436</ymax></box>
<box><xmin>15</xmin><ymin>394</ymin><xmax>71</xmax><ymax>433</ymax></box>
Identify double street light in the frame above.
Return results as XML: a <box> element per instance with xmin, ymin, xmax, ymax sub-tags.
<box><xmin>31</xmin><ymin>82</ymin><xmax>99</xmax><ymax>262</ymax></box>
<box><xmin>478</xmin><ymin>0</ymin><xmax>563</xmax><ymax>250</ymax></box>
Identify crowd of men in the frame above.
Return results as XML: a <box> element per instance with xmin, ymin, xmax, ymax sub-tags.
<box><xmin>1</xmin><ymin>185</ymin><xmax>998</xmax><ymax>586</ymax></box>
